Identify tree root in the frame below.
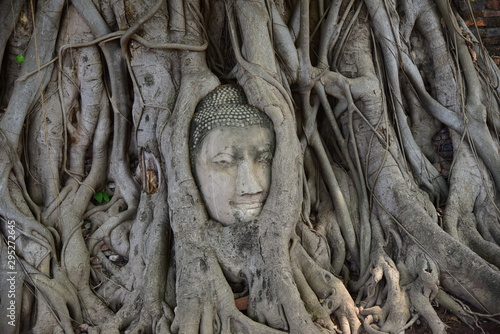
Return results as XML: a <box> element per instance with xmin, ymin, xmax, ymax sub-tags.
<box><xmin>95</xmin><ymin>289</ymin><xmax>173</xmax><ymax>334</ymax></box>
<box><xmin>403</xmin><ymin>246</ymin><xmax>445</xmax><ymax>334</ymax></box>
<box><xmin>26</xmin><ymin>265</ymin><xmax>82</xmax><ymax>333</ymax></box>
<box><xmin>170</xmin><ymin>249</ymin><xmax>297</xmax><ymax>334</ymax></box>
<box><xmin>359</xmin><ymin>254</ymin><xmax>410</xmax><ymax>333</ymax></box>
<box><xmin>435</xmin><ymin>289</ymin><xmax>477</xmax><ymax>328</ymax></box>
<box><xmin>87</xmin><ymin>207</ymin><xmax>136</xmax><ymax>255</ymax></box>
<box><xmin>291</xmin><ymin>233</ymin><xmax>361</xmax><ymax>333</ymax></box>
<box><xmin>0</xmin><ymin>174</ymin><xmax>56</xmax><ymax>263</ymax></box>
<box><xmin>3</xmin><ymin>1</ymin><xmax>500</xmax><ymax>333</ymax></box>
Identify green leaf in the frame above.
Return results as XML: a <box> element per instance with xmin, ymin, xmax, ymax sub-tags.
<box><xmin>94</xmin><ymin>191</ymin><xmax>111</xmax><ymax>204</ymax></box>
<box><xmin>16</xmin><ymin>54</ymin><xmax>25</xmax><ymax>63</ymax></box>
<box><xmin>94</xmin><ymin>192</ymin><xmax>103</xmax><ymax>204</ymax></box>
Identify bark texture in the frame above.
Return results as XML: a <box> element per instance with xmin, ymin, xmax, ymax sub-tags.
<box><xmin>0</xmin><ymin>0</ymin><xmax>499</xmax><ymax>333</ymax></box>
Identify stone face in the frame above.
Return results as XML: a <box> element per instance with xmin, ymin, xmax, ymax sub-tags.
<box><xmin>190</xmin><ymin>84</ymin><xmax>276</xmax><ymax>226</ymax></box>
<box><xmin>190</xmin><ymin>84</ymin><xmax>273</xmax><ymax>152</ymax></box>
<box><xmin>193</xmin><ymin>125</ymin><xmax>275</xmax><ymax>226</ymax></box>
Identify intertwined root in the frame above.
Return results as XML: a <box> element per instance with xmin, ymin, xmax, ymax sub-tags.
<box><xmin>358</xmin><ymin>255</ymin><xmax>411</xmax><ymax>333</ymax></box>
<box><xmin>2</xmin><ymin>0</ymin><xmax>500</xmax><ymax>333</ymax></box>
<box><xmin>291</xmin><ymin>235</ymin><xmax>361</xmax><ymax>333</ymax></box>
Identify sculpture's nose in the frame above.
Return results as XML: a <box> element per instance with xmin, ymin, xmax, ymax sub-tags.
<box><xmin>236</xmin><ymin>160</ymin><xmax>263</xmax><ymax>196</ymax></box>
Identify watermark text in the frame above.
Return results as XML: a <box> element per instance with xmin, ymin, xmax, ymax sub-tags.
<box><xmin>5</xmin><ymin>219</ymin><xmax>17</xmax><ymax>327</ymax></box>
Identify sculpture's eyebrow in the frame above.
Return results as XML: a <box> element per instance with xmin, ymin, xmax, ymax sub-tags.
<box><xmin>212</xmin><ymin>151</ymin><xmax>234</xmax><ymax>158</ymax></box>
<box><xmin>210</xmin><ymin>146</ymin><xmax>235</xmax><ymax>158</ymax></box>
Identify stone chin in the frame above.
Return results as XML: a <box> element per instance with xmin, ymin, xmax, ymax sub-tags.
<box><xmin>212</xmin><ymin>203</ymin><xmax>264</xmax><ymax>226</ymax></box>
<box><xmin>232</xmin><ymin>205</ymin><xmax>264</xmax><ymax>224</ymax></box>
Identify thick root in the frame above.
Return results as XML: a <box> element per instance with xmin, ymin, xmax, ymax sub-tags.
<box><xmin>359</xmin><ymin>255</ymin><xmax>410</xmax><ymax>333</ymax></box>
<box><xmin>291</xmin><ymin>235</ymin><xmax>361</xmax><ymax>333</ymax></box>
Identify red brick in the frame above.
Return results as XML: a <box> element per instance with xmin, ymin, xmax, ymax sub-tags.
<box><xmin>465</xmin><ymin>19</ymin><xmax>487</xmax><ymax>26</ymax></box>
<box><xmin>484</xmin><ymin>45</ymin><xmax>500</xmax><ymax>55</ymax></box>
<box><xmin>484</xmin><ymin>17</ymin><xmax>500</xmax><ymax>26</ymax></box>
<box><xmin>476</xmin><ymin>19</ymin><xmax>488</xmax><ymax>26</ymax></box>
<box><xmin>482</xmin><ymin>38</ymin><xmax>500</xmax><ymax>45</ymax></box>
<box><xmin>483</xmin><ymin>10</ymin><xmax>500</xmax><ymax>17</ymax></box>
<box><xmin>461</xmin><ymin>12</ymin><xmax>474</xmax><ymax>20</ymax></box>
<box><xmin>468</xmin><ymin>10</ymin><xmax>487</xmax><ymax>18</ymax></box>
<box><xmin>487</xmin><ymin>0</ymin><xmax>500</xmax><ymax>9</ymax></box>
<box><xmin>465</xmin><ymin>19</ymin><xmax>475</xmax><ymax>26</ymax></box>
<box><xmin>486</xmin><ymin>27</ymin><xmax>500</xmax><ymax>37</ymax></box>
<box><xmin>460</xmin><ymin>0</ymin><xmax>492</xmax><ymax>11</ymax></box>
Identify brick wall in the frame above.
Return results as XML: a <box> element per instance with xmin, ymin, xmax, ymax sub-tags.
<box><xmin>455</xmin><ymin>0</ymin><xmax>500</xmax><ymax>66</ymax></box>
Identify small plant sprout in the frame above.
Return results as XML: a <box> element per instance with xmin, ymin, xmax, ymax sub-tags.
<box><xmin>94</xmin><ymin>191</ymin><xmax>110</xmax><ymax>204</ymax></box>
<box><xmin>16</xmin><ymin>54</ymin><xmax>25</xmax><ymax>63</ymax></box>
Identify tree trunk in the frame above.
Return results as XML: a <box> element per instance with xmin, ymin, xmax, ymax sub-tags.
<box><xmin>1</xmin><ymin>0</ymin><xmax>500</xmax><ymax>333</ymax></box>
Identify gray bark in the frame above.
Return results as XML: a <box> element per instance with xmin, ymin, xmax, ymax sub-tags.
<box><xmin>0</xmin><ymin>0</ymin><xmax>499</xmax><ymax>333</ymax></box>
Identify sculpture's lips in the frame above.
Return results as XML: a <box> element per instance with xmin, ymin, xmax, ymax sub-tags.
<box><xmin>230</xmin><ymin>201</ymin><xmax>263</xmax><ymax>210</ymax></box>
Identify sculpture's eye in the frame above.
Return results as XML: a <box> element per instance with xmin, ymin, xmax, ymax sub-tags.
<box><xmin>212</xmin><ymin>153</ymin><xmax>235</xmax><ymax>168</ymax></box>
<box><xmin>257</xmin><ymin>151</ymin><xmax>273</xmax><ymax>165</ymax></box>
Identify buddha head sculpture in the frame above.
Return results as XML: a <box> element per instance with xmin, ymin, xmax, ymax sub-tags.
<box><xmin>190</xmin><ymin>84</ymin><xmax>275</xmax><ymax>226</ymax></box>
